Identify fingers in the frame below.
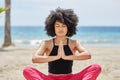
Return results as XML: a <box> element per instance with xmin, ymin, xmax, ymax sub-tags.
<box><xmin>57</xmin><ymin>41</ymin><xmax>62</xmax><ymax>58</ymax></box>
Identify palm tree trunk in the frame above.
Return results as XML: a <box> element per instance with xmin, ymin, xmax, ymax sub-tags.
<box><xmin>2</xmin><ymin>0</ymin><xmax>14</xmax><ymax>47</ymax></box>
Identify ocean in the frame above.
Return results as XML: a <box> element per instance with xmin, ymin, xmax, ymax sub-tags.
<box><xmin>0</xmin><ymin>26</ymin><xmax>120</xmax><ymax>46</ymax></box>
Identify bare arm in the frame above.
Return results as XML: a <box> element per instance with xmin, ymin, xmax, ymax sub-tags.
<box><xmin>32</xmin><ymin>41</ymin><xmax>60</xmax><ymax>63</ymax></box>
<box><xmin>62</xmin><ymin>40</ymin><xmax>91</xmax><ymax>60</ymax></box>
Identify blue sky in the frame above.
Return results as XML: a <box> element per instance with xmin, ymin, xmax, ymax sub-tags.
<box><xmin>0</xmin><ymin>0</ymin><xmax>120</xmax><ymax>26</ymax></box>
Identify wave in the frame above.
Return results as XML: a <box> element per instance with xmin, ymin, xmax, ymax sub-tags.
<box><xmin>14</xmin><ymin>40</ymin><xmax>43</xmax><ymax>46</ymax></box>
<box><xmin>0</xmin><ymin>39</ymin><xmax>120</xmax><ymax>46</ymax></box>
<box><xmin>13</xmin><ymin>39</ymin><xmax>120</xmax><ymax>46</ymax></box>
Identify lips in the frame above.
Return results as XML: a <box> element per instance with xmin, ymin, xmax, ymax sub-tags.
<box><xmin>58</xmin><ymin>31</ymin><xmax>64</xmax><ymax>33</ymax></box>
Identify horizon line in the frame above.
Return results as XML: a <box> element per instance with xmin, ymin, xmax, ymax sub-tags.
<box><xmin>0</xmin><ymin>25</ymin><xmax>120</xmax><ymax>27</ymax></box>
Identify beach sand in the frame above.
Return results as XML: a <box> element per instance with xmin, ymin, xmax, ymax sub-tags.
<box><xmin>0</xmin><ymin>45</ymin><xmax>120</xmax><ymax>80</ymax></box>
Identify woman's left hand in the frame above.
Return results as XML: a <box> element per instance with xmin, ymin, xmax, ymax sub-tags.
<box><xmin>58</xmin><ymin>41</ymin><xmax>66</xmax><ymax>59</ymax></box>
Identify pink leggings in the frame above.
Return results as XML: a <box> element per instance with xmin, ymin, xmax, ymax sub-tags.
<box><xmin>23</xmin><ymin>64</ymin><xmax>101</xmax><ymax>80</ymax></box>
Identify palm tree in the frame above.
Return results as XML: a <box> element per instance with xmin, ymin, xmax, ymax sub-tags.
<box><xmin>0</xmin><ymin>6</ymin><xmax>9</xmax><ymax>14</ymax></box>
<box><xmin>2</xmin><ymin>0</ymin><xmax>14</xmax><ymax>47</ymax></box>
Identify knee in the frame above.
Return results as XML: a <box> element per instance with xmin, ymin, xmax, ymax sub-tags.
<box><xmin>23</xmin><ymin>66</ymin><xmax>33</xmax><ymax>76</ymax></box>
<box><xmin>91</xmin><ymin>64</ymin><xmax>102</xmax><ymax>73</ymax></box>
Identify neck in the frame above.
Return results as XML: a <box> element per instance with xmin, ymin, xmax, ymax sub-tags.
<box><xmin>55</xmin><ymin>36</ymin><xmax>67</xmax><ymax>45</ymax></box>
<box><xmin>55</xmin><ymin>36</ymin><xmax>67</xmax><ymax>41</ymax></box>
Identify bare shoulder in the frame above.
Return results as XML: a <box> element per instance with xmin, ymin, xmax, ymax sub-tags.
<box><xmin>69</xmin><ymin>39</ymin><xmax>81</xmax><ymax>44</ymax></box>
<box><xmin>43</xmin><ymin>39</ymin><xmax>53</xmax><ymax>48</ymax></box>
<box><xmin>44</xmin><ymin>39</ymin><xmax>52</xmax><ymax>44</ymax></box>
<box><xmin>69</xmin><ymin>39</ymin><xmax>76</xmax><ymax>44</ymax></box>
<box><xmin>69</xmin><ymin>39</ymin><xmax>83</xmax><ymax>47</ymax></box>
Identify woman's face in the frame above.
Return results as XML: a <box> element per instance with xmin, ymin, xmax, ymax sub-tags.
<box><xmin>54</xmin><ymin>21</ymin><xmax>68</xmax><ymax>37</ymax></box>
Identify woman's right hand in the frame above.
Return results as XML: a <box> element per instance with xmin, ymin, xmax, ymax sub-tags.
<box><xmin>57</xmin><ymin>41</ymin><xmax>63</xmax><ymax>59</ymax></box>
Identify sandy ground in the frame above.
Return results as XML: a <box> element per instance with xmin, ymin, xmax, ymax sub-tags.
<box><xmin>0</xmin><ymin>45</ymin><xmax>120</xmax><ymax>80</ymax></box>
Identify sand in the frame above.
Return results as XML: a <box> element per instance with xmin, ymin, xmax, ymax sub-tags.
<box><xmin>0</xmin><ymin>45</ymin><xmax>120</xmax><ymax>80</ymax></box>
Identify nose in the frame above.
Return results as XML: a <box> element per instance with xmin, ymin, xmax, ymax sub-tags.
<box><xmin>58</xmin><ymin>26</ymin><xmax>63</xmax><ymax>30</ymax></box>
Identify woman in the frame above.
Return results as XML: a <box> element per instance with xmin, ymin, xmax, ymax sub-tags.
<box><xmin>23</xmin><ymin>8</ymin><xmax>101</xmax><ymax>80</ymax></box>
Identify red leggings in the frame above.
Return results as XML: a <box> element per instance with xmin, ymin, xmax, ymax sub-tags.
<box><xmin>23</xmin><ymin>64</ymin><xmax>101</xmax><ymax>80</ymax></box>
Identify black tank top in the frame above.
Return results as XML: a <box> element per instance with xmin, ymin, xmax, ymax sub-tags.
<box><xmin>48</xmin><ymin>38</ymin><xmax>73</xmax><ymax>74</ymax></box>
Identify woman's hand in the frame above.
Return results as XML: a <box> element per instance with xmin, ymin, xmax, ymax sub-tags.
<box><xmin>57</xmin><ymin>41</ymin><xmax>66</xmax><ymax>59</ymax></box>
<box><xmin>57</xmin><ymin>41</ymin><xmax>62</xmax><ymax>58</ymax></box>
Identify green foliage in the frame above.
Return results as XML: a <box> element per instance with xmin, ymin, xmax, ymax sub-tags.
<box><xmin>0</xmin><ymin>8</ymin><xmax>6</xmax><ymax>13</ymax></box>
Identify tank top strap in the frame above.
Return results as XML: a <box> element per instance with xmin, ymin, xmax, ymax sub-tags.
<box><xmin>67</xmin><ymin>38</ymin><xmax>69</xmax><ymax>45</ymax></box>
<box><xmin>53</xmin><ymin>38</ymin><xmax>55</xmax><ymax>46</ymax></box>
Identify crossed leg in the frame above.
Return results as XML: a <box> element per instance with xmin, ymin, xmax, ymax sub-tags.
<box><xmin>69</xmin><ymin>64</ymin><xmax>101</xmax><ymax>80</ymax></box>
<box><xmin>23</xmin><ymin>66</ymin><xmax>54</xmax><ymax>80</ymax></box>
<box><xmin>23</xmin><ymin>64</ymin><xmax>101</xmax><ymax>80</ymax></box>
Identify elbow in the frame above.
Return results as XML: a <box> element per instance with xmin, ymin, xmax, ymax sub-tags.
<box><xmin>87</xmin><ymin>54</ymin><xmax>91</xmax><ymax>59</ymax></box>
<box><xmin>85</xmin><ymin>51</ymin><xmax>91</xmax><ymax>59</ymax></box>
<box><xmin>32</xmin><ymin>57</ymin><xmax>37</xmax><ymax>63</ymax></box>
<box><xmin>86</xmin><ymin>51</ymin><xmax>91</xmax><ymax>59</ymax></box>
<box><xmin>32</xmin><ymin>56</ymin><xmax>39</xmax><ymax>63</ymax></box>
<box><xmin>32</xmin><ymin>57</ymin><xmax>44</xmax><ymax>63</ymax></box>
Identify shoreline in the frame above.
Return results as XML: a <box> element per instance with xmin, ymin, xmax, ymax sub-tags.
<box><xmin>1</xmin><ymin>43</ymin><xmax>120</xmax><ymax>48</ymax></box>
